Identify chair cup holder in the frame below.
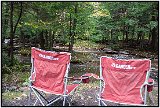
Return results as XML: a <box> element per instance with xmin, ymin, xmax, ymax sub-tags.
<box><xmin>82</xmin><ymin>76</ymin><xmax>90</xmax><ymax>83</ymax></box>
<box><xmin>147</xmin><ymin>84</ymin><xmax>153</xmax><ymax>92</ymax></box>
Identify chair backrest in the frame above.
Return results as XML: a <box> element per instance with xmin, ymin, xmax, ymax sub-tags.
<box><xmin>31</xmin><ymin>47</ymin><xmax>71</xmax><ymax>95</ymax></box>
<box><xmin>100</xmin><ymin>56</ymin><xmax>151</xmax><ymax>105</ymax></box>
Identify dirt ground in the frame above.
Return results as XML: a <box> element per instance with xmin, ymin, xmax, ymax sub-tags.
<box><xmin>2</xmin><ymin>45</ymin><xmax>159</xmax><ymax>107</ymax></box>
<box><xmin>2</xmin><ymin>87</ymin><xmax>99</xmax><ymax>106</ymax></box>
<box><xmin>2</xmin><ymin>83</ymin><xmax>158</xmax><ymax>106</ymax></box>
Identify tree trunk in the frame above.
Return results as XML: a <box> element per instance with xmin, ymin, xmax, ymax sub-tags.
<box><xmin>110</xmin><ymin>29</ymin><xmax>113</xmax><ymax>41</ymax></box>
<box><xmin>150</xmin><ymin>27</ymin><xmax>157</xmax><ymax>50</ymax></box>
<box><xmin>39</xmin><ymin>31</ymin><xmax>45</xmax><ymax>49</ymax></box>
<box><xmin>140</xmin><ymin>32</ymin><xmax>144</xmax><ymax>49</ymax></box>
<box><xmin>52</xmin><ymin>31</ymin><xmax>55</xmax><ymax>49</ymax></box>
<box><xmin>68</xmin><ymin>13</ymin><xmax>72</xmax><ymax>52</ymax></box>
<box><xmin>45</xmin><ymin>30</ymin><xmax>48</xmax><ymax>49</ymax></box>
<box><xmin>20</xmin><ymin>25</ymin><xmax>25</xmax><ymax>47</ymax></box>
<box><xmin>148</xmin><ymin>30</ymin><xmax>152</xmax><ymax>44</ymax></box>
<box><xmin>137</xmin><ymin>31</ymin><xmax>143</xmax><ymax>48</ymax></box>
<box><xmin>150</xmin><ymin>15</ymin><xmax>158</xmax><ymax>50</ymax></box>
<box><xmin>122</xmin><ymin>23</ymin><xmax>125</xmax><ymax>42</ymax></box>
<box><xmin>125</xmin><ymin>25</ymin><xmax>129</xmax><ymax>42</ymax></box>
<box><xmin>131</xmin><ymin>27</ymin><xmax>135</xmax><ymax>45</ymax></box>
<box><xmin>9</xmin><ymin>2</ymin><xmax>14</xmax><ymax>66</ymax></box>
<box><xmin>49</xmin><ymin>30</ymin><xmax>52</xmax><ymax>50</ymax></box>
<box><xmin>9</xmin><ymin>2</ymin><xmax>23</xmax><ymax>66</ymax></box>
<box><xmin>69</xmin><ymin>3</ymin><xmax>78</xmax><ymax>53</ymax></box>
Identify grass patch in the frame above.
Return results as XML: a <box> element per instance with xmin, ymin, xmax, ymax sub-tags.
<box><xmin>74</xmin><ymin>40</ymin><xmax>104</xmax><ymax>50</ymax></box>
<box><xmin>71</xmin><ymin>52</ymin><xmax>99</xmax><ymax>64</ymax></box>
<box><xmin>18</xmin><ymin>47</ymin><xmax>31</xmax><ymax>56</ymax></box>
<box><xmin>2</xmin><ymin>64</ymin><xmax>30</xmax><ymax>87</ymax></box>
<box><xmin>147</xmin><ymin>87</ymin><xmax>158</xmax><ymax>106</ymax></box>
<box><xmin>2</xmin><ymin>91</ymin><xmax>23</xmax><ymax>100</ymax></box>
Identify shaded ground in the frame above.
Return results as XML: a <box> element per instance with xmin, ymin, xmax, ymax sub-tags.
<box><xmin>2</xmin><ymin>41</ymin><xmax>159</xmax><ymax>106</ymax></box>
<box><xmin>2</xmin><ymin>84</ymin><xmax>158</xmax><ymax>106</ymax></box>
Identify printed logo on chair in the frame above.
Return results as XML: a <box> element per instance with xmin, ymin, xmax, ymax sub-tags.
<box><xmin>111</xmin><ymin>63</ymin><xmax>136</xmax><ymax>70</ymax></box>
<box><xmin>39</xmin><ymin>54</ymin><xmax>59</xmax><ymax>60</ymax></box>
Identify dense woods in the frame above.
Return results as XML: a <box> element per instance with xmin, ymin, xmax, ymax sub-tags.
<box><xmin>2</xmin><ymin>1</ymin><xmax>159</xmax><ymax>73</ymax></box>
<box><xmin>2</xmin><ymin>2</ymin><xmax>158</xmax><ymax>64</ymax></box>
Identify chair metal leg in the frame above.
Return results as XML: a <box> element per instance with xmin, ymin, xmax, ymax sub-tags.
<box><xmin>46</xmin><ymin>96</ymin><xmax>61</xmax><ymax>106</ymax></box>
<box><xmin>144</xmin><ymin>85</ymin><xmax>148</xmax><ymax>105</ymax></box>
<box><xmin>66</xmin><ymin>96</ymin><xmax>71</xmax><ymax>106</ymax></box>
<box><xmin>32</xmin><ymin>88</ymin><xmax>45</xmax><ymax>106</ymax></box>
<box><xmin>34</xmin><ymin>98</ymin><xmax>38</xmax><ymax>106</ymax></box>
<box><xmin>99</xmin><ymin>99</ymin><xmax>101</xmax><ymax>106</ymax></box>
<box><xmin>63</xmin><ymin>96</ymin><xmax>66</xmax><ymax>106</ymax></box>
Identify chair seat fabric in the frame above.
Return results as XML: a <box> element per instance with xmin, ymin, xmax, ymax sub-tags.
<box><xmin>32</xmin><ymin>84</ymin><xmax>79</xmax><ymax>95</ymax></box>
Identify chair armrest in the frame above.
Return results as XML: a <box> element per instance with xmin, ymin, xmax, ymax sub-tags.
<box><xmin>147</xmin><ymin>78</ymin><xmax>154</xmax><ymax>85</ymax></box>
<box><xmin>147</xmin><ymin>78</ymin><xmax>154</xmax><ymax>92</ymax></box>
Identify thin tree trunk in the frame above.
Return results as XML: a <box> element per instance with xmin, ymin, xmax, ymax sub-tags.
<box><xmin>150</xmin><ymin>27</ymin><xmax>157</xmax><ymax>50</ymax></box>
<box><xmin>20</xmin><ymin>25</ymin><xmax>25</xmax><ymax>47</ymax></box>
<box><xmin>122</xmin><ymin>23</ymin><xmax>125</xmax><ymax>42</ymax></box>
<box><xmin>52</xmin><ymin>31</ymin><xmax>55</xmax><ymax>50</ymax></box>
<box><xmin>49</xmin><ymin>30</ymin><xmax>52</xmax><ymax>50</ymax></box>
<box><xmin>45</xmin><ymin>30</ymin><xmax>48</xmax><ymax>49</ymax></box>
<box><xmin>125</xmin><ymin>25</ymin><xmax>129</xmax><ymax>42</ymax></box>
<box><xmin>40</xmin><ymin>31</ymin><xmax>45</xmax><ymax>49</ymax></box>
<box><xmin>69</xmin><ymin>3</ymin><xmax>78</xmax><ymax>53</ymax></box>
<box><xmin>9</xmin><ymin>2</ymin><xmax>14</xmax><ymax>66</ymax></box>
<box><xmin>68</xmin><ymin>13</ymin><xmax>72</xmax><ymax>52</ymax></box>
<box><xmin>110</xmin><ymin>29</ymin><xmax>113</xmax><ymax>41</ymax></box>
<box><xmin>150</xmin><ymin>15</ymin><xmax>158</xmax><ymax>50</ymax></box>
<box><xmin>140</xmin><ymin>32</ymin><xmax>144</xmax><ymax>49</ymax></box>
<box><xmin>131</xmin><ymin>27</ymin><xmax>135</xmax><ymax>45</ymax></box>
<box><xmin>9</xmin><ymin>2</ymin><xmax>23</xmax><ymax>66</ymax></box>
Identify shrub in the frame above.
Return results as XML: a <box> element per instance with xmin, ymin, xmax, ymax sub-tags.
<box><xmin>2</xmin><ymin>52</ymin><xmax>11</xmax><ymax>67</ymax></box>
<box><xmin>18</xmin><ymin>48</ymin><xmax>31</xmax><ymax>56</ymax></box>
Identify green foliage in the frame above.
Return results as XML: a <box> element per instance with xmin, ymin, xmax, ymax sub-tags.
<box><xmin>74</xmin><ymin>40</ymin><xmax>99</xmax><ymax>49</ymax></box>
<box><xmin>22</xmin><ymin>78</ymin><xmax>29</xmax><ymax>87</ymax></box>
<box><xmin>2</xmin><ymin>51</ymin><xmax>25</xmax><ymax>75</ymax></box>
<box><xmin>2</xmin><ymin>52</ymin><xmax>11</xmax><ymax>67</ymax></box>
<box><xmin>148</xmin><ymin>21</ymin><xmax>158</xmax><ymax>30</ymax></box>
<box><xmin>2</xmin><ymin>65</ymin><xmax>12</xmax><ymax>75</ymax></box>
<box><xmin>18</xmin><ymin>48</ymin><xmax>31</xmax><ymax>56</ymax></box>
<box><xmin>2</xmin><ymin>64</ymin><xmax>30</xmax><ymax>86</ymax></box>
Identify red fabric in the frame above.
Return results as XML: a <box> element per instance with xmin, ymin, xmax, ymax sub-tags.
<box><xmin>32</xmin><ymin>84</ymin><xmax>78</xmax><ymax>95</ymax></box>
<box><xmin>31</xmin><ymin>47</ymin><xmax>71</xmax><ymax>95</ymax></box>
<box><xmin>81</xmin><ymin>73</ymin><xmax>99</xmax><ymax>83</ymax></box>
<box><xmin>147</xmin><ymin>78</ymin><xmax>154</xmax><ymax>92</ymax></box>
<box><xmin>66</xmin><ymin>84</ymin><xmax>79</xmax><ymax>94</ymax></box>
<box><xmin>101</xmin><ymin>57</ymin><xmax>151</xmax><ymax>105</ymax></box>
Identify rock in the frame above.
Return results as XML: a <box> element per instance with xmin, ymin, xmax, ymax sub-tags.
<box><xmin>21</xmin><ymin>93</ymin><xmax>27</xmax><ymax>97</ymax></box>
<box><xmin>15</xmin><ymin>97</ymin><xmax>21</xmax><ymax>100</ymax></box>
<box><xmin>119</xmin><ymin>51</ymin><xmax>129</xmax><ymax>55</ymax></box>
<box><xmin>103</xmin><ymin>48</ymin><xmax>118</xmax><ymax>54</ymax></box>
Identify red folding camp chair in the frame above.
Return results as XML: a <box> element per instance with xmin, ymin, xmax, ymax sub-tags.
<box><xmin>29</xmin><ymin>47</ymin><xmax>79</xmax><ymax>106</ymax></box>
<box><xmin>98</xmin><ymin>56</ymin><xmax>154</xmax><ymax>106</ymax></box>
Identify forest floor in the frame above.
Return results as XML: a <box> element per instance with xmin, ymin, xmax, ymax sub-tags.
<box><xmin>2</xmin><ymin>40</ymin><xmax>158</xmax><ymax>106</ymax></box>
